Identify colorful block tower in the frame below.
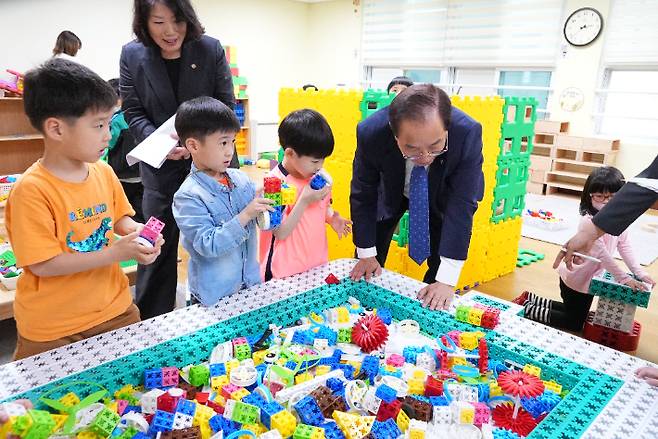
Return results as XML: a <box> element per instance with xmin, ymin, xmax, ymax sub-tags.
<box><xmin>583</xmin><ymin>271</ymin><xmax>653</xmax><ymax>351</ymax></box>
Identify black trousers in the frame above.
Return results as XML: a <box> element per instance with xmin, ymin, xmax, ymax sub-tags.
<box><xmin>121</xmin><ymin>181</ymin><xmax>145</xmax><ymax>224</ymax></box>
<box><xmin>374</xmin><ymin>199</ymin><xmax>441</xmax><ymax>284</ymax></box>
<box><xmin>548</xmin><ymin>279</ymin><xmax>594</xmax><ymax>332</ymax></box>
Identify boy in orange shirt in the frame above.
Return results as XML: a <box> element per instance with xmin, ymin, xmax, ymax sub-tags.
<box><xmin>5</xmin><ymin>59</ymin><xmax>163</xmax><ymax>360</ymax></box>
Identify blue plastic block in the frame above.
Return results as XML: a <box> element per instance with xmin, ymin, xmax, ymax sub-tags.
<box><xmin>375</xmin><ymin>384</ymin><xmax>397</xmax><ymax>403</ymax></box>
<box><xmin>494</xmin><ymin>428</ymin><xmax>523</xmax><ymax>439</ymax></box>
<box><xmin>326</xmin><ymin>378</ymin><xmax>345</xmax><ymax>394</ymax></box>
<box><xmin>209</xmin><ymin>363</ymin><xmax>226</xmax><ymax>377</ymax></box>
<box><xmin>370</xmin><ymin>419</ymin><xmax>402</xmax><ymax>439</ymax></box>
<box><xmin>310</xmin><ymin>174</ymin><xmax>329</xmax><ymax>190</ymax></box>
<box><xmin>320</xmin><ymin>421</ymin><xmax>346</xmax><ymax>439</ymax></box>
<box><xmin>294</xmin><ymin>395</ymin><xmax>325</xmax><ymax>426</ymax></box>
<box><xmin>429</xmin><ymin>396</ymin><xmax>449</xmax><ymax>406</ymax></box>
<box><xmin>175</xmin><ymin>399</ymin><xmax>196</xmax><ymax>416</ymax></box>
<box><xmin>243</xmin><ymin>392</ymin><xmax>267</xmax><ymax>409</ymax></box>
<box><xmin>403</xmin><ymin>346</ymin><xmax>421</xmax><ymax>364</ymax></box>
<box><xmin>333</xmin><ymin>364</ymin><xmax>355</xmax><ymax>380</ymax></box>
<box><xmin>124</xmin><ymin>405</ymin><xmax>141</xmax><ymax>414</ymax></box>
<box><xmin>315</xmin><ymin>326</ymin><xmax>338</xmax><ymax>346</ymax></box>
<box><xmin>149</xmin><ymin>410</ymin><xmax>174</xmax><ymax>435</ymax></box>
<box><xmin>144</xmin><ymin>368</ymin><xmax>162</xmax><ymax>389</ymax></box>
<box><xmin>292</xmin><ymin>329</ymin><xmax>315</xmax><ymax>345</ymax></box>
<box><xmin>375</xmin><ymin>308</ymin><xmax>393</xmax><ymax>325</ymax></box>
<box><xmin>361</xmin><ymin>356</ymin><xmax>380</xmax><ymax>381</ymax></box>
<box><xmin>209</xmin><ymin>414</ymin><xmax>224</xmax><ymax>433</ymax></box>
<box><xmin>261</xmin><ymin>401</ymin><xmax>285</xmax><ymax>429</ymax></box>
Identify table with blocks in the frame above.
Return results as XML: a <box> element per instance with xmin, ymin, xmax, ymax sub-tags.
<box><xmin>0</xmin><ymin>259</ymin><xmax>656</xmax><ymax>439</ymax></box>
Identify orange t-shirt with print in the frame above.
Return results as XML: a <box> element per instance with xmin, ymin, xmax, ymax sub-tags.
<box><xmin>5</xmin><ymin>160</ymin><xmax>135</xmax><ymax>342</ymax></box>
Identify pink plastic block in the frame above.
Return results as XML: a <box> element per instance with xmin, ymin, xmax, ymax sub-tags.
<box><xmin>386</xmin><ymin>354</ymin><xmax>405</xmax><ymax>367</ymax></box>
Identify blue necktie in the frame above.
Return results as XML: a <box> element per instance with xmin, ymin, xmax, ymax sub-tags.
<box><xmin>409</xmin><ymin>165</ymin><xmax>430</xmax><ymax>265</ymax></box>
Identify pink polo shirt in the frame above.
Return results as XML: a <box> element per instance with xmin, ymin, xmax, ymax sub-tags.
<box><xmin>558</xmin><ymin>216</ymin><xmax>647</xmax><ymax>293</ymax></box>
<box><xmin>259</xmin><ymin>164</ymin><xmax>331</xmax><ymax>279</ymax></box>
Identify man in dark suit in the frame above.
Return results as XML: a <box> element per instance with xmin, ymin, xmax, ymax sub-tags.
<box><xmin>350</xmin><ymin>84</ymin><xmax>484</xmax><ymax>310</ymax></box>
<box><xmin>120</xmin><ymin>0</ymin><xmax>239</xmax><ymax>318</ymax></box>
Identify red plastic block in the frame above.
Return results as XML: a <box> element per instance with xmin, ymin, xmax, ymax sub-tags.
<box><xmin>264</xmin><ymin>177</ymin><xmax>282</xmax><ymax>194</ymax></box>
<box><xmin>424</xmin><ymin>376</ymin><xmax>443</xmax><ymax>397</ymax></box>
<box><xmin>325</xmin><ymin>274</ymin><xmax>340</xmax><ymax>285</ymax></box>
<box><xmin>376</xmin><ymin>399</ymin><xmax>402</xmax><ymax>422</ymax></box>
<box><xmin>583</xmin><ymin>312</ymin><xmax>641</xmax><ymax>351</ymax></box>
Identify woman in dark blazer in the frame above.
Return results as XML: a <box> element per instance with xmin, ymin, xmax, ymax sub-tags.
<box><xmin>120</xmin><ymin>0</ymin><xmax>238</xmax><ymax>319</ymax></box>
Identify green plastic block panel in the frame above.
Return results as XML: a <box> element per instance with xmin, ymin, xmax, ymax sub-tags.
<box><xmin>392</xmin><ymin>211</ymin><xmax>410</xmax><ymax>247</ymax></box>
<box><xmin>588</xmin><ymin>271</ymin><xmax>652</xmax><ymax>308</ymax></box>
<box><xmin>360</xmin><ymin>89</ymin><xmax>395</xmax><ymax>120</ymax></box>
<box><xmin>501</xmin><ymin>96</ymin><xmax>538</xmax><ymax>143</ymax></box>
<box><xmin>517</xmin><ymin>249</ymin><xmax>545</xmax><ymax>267</ymax></box>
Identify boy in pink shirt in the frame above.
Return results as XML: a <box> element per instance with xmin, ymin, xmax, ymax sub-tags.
<box><xmin>260</xmin><ymin>109</ymin><xmax>351</xmax><ymax>280</ymax></box>
<box><xmin>514</xmin><ymin>167</ymin><xmax>655</xmax><ymax>331</ymax></box>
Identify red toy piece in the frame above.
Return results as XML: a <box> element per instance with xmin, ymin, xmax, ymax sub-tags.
<box><xmin>497</xmin><ymin>370</ymin><xmax>544</xmax><ymax>399</ymax></box>
<box><xmin>478</xmin><ymin>338</ymin><xmax>489</xmax><ymax>375</ymax></box>
<box><xmin>264</xmin><ymin>176</ymin><xmax>282</xmax><ymax>194</ymax></box>
<box><xmin>424</xmin><ymin>375</ymin><xmax>443</xmax><ymax>397</ymax></box>
<box><xmin>325</xmin><ymin>273</ymin><xmax>340</xmax><ymax>285</ymax></box>
<box><xmin>583</xmin><ymin>311</ymin><xmax>641</xmax><ymax>351</ymax></box>
<box><xmin>351</xmin><ymin>314</ymin><xmax>389</xmax><ymax>353</ymax></box>
<box><xmin>376</xmin><ymin>399</ymin><xmax>402</xmax><ymax>422</ymax></box>
<box><xmin>492</xmin><ymin>404</ymin><xmax>537</xmax><ymax>437</ymax></box>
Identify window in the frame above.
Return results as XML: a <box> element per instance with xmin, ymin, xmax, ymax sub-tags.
<box><xmin>596</xmin><ymin>70</ymin><xmax>658</xmax><ymax>140</ymax></box>
<box><xmin>499</xmin><ymin>71</ymin><xmax>552</xmax><ymax>118</ymax></box>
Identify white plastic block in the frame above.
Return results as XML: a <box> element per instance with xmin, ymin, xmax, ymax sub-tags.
<box><xmin>140</xmin><ymin>389</ymin><xmax>165</xmax><ymax>414</ymax></box>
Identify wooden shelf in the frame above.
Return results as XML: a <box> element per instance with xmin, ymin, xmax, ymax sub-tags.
<box><xmin>553</xmin><ymin>158</ymin><xmax>605</xmax><ymax>167</ymax></box>
<box><xmin>548</xmin><ymin>170</ymin><xmax>589</xmax><ymax>180</ymax></box>
<box><xmin>0</xmin><ymin>133</ymin><xmax>43</xmax><ymax>142</ymax></box>
<box><xmin>545</xmin><ymin>181</ymin><xmax>584</xmax><ymax>193</ymax></box>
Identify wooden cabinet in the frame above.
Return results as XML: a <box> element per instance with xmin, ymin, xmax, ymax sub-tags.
<box><xmin>0</xmin><ymin>97</ymin><xmax>44</xmax><ymax>175</ymax></box>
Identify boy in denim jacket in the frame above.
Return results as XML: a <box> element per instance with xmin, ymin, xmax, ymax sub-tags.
<box><xmin>173</xmin><ymin>97</ymin><xmax>273</xmax><ymax>305</ymax></box>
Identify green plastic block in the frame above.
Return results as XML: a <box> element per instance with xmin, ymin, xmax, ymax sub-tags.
<box><xmin>392</xmin><ymin>211</ymin><xmax>410</xmax><ymax>247</ymax></box>
<box><xmin>189</xmin><ymin>365</ymin><xmax>210</xmax><ymax>387</ymax></box>
<box><xmin>264</xmin><ymin>192</ymin><xmax>282</xmax><ymax>206</ymax></box>
<box><xmin>89</xmin><ymin>408</ymin><xmax>120</xmax><ymax>437</ymax></box>
<box><xmin>360</xmin><ymin>89</ymin><xmax>395</xmax><ymax>120</ymax></box>
<box><xmin>234</xmin><ymin>344</ymin><xmax>252</xmax><ymax>361</ymax></box>
<box><xmin>233</xmin><ymin>76</ymin><xmax>248</xmax><ymax>86</ymax></box>
<box><xmin>337</xmin><ymin>327</ymin><xmax>352</xmax><ymax>343</ymax></box>
<box><xmin>0</xmin><ymin>249</ymin><xmax>16</xmax><ymax>267</ymax></box>
<box><xmin>232</xmin><ymin>401</ymin><xmax>260</xmax><ymax>425</ymax></box>
<box><xmin>517</xmin><ymin>249</ymin><xmax>545</xmax><ymax>267</ymax></box>
<box><xmin>501</xmin><ymin>96</ymin><xmax>538</xmax><ymax>141</ymax></box>
<box><xmin>293</xmin><ymin>424</ymin><xmax>315</xmax><ymax>439</ymax></box>
<box><xmin>117</xmin><ymin>426</ymin><xmax>139</xmax><ymax>439</ymax></box>
<box><xmin>588</xmin><ymin>271</ymin><xmax>651</xmax><ymax>307</ymax></box>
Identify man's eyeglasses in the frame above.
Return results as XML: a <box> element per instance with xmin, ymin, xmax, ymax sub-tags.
<box><xmin>400</xmin><ymin>133</ymin><xmax>448</xmax><ymax>161</ymax></box>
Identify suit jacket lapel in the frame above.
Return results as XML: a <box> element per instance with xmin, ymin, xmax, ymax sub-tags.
<box><xmin>143</xmin><ymin>47</ymin><xmax>178</xmax><ymax>113</ymax></box>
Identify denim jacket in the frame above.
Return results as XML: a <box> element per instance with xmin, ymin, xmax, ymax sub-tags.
<box><xmin>173</xmin><ymin>164</ymin><xmax>261</xmax><ymax>305</ymax></box>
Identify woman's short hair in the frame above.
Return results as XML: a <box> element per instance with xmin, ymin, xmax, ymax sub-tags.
<box><xmin>52</xmin><ymin>31</ymin><xmax>82</xmax><ymax>57</ymax></box>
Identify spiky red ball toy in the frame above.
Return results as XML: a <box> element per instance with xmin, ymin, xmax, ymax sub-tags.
<box><xmin>351</xmin><ymin>314</ymin><xmax>388</xmax><ymax>353</ymax></box>
<box><xmin>492</xmin><ymin>404</ymin><xmax>538</xmax><ymax>437</ymax></box>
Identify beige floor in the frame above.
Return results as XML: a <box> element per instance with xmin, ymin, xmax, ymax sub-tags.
<box><xmin>178</xmin><ymin>165</ymin><xmax>658</xmax><ymax>364</ymax></box>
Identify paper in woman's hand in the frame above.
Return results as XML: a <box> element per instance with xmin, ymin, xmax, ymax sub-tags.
<box><xmin>126</xmin><ymin>115</ymin><xmax>178</xmax><ymax>168</ymax></box>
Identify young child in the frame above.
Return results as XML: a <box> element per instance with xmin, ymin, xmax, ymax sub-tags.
<box><xmin>5</xmin><ymin>58</ymin><xmax>162</xmax><ymax>360</ymax></box>
<box><xmin>103</xmin><ymin>78</ymin><xmax>144</xmax><ymax>223</ymax></box>
<box><xmin>260</xmin><ymin>109</ymin><xmax>352</xmax><ymax>280</ymax></box>
<box><xmin>514</xmin><ymin>166</ymin><xmax>655</xmax><ymax>331</ymax></box>
<box><xmin>172</xmin><ymin>96</ymin><xmax>273</xmax><ymax>306</ymax></box>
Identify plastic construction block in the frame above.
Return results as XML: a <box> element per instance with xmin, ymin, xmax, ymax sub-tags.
<box><xmin>293</xmin><ymin>423</ymin><xmax>325</xmax><ymax>439</ymax></box>
<box><xmin>271</xmin><ymin>409</ymin><xmax>298</xmax><ymax>438</ymax></box>
<box><xmin>321</xmin><ymin>421</ymin><xmax>346</xmax><ymax>439</ymax></box>
<box><xmin>159</xmin><ymin>426</ymin><xmax>202</xmax><ymax>439</ymax></box>
<box><xmin>592</xmin><ymin>297</ymin><xmax>637</xmax><ymax>333</ymax></box>
<box><xmin>360</xmin><ymin>89</ymin><xmax>395</xmax><ymax>120</ymax></box>
<box><xmin>517</xmin><ymin>249</ymin><xmax>545</xmax><ymax>267</ymax></box>
<box><xmin>89</xmin><ymin>407</ymin><xmax>120</xmax><ymax>437</ymax></box>
<box><xmin>209</xmin><ymin>363</ymin><xmax>226</xmax><ymax>377</ymax></box>
<box><xmin>294</xmin><ymin>395</ymin><xmax>325</xmax><ymax>426</ymax></box>
<box><xmin>144</xmin><ymin>367</ymin><xmax>163</xmax><ymax>389</ymax></box>
<box><xmin>500</xmin><ymin>96</ymin><xmax>538</xmax><ymax>141</ymax></box>
<box><xmin>264</xmin><ymin>176</ymin><xmax>282</xmax><ymax>194</ymax></box>
<box><xmin>588</xmin><ymin>271</ymin><xmax>652</xmax><ymax>308</ymax></box>
<box><xmin>583</xmin><ymin>311</ymin><xmax>641</xmax><ymax>351</ymax></box>
<box><xmin>188</xmin><ymin>365</ymin><xmax>210</xmax><ymax>387</ymax></box>
<box><xmin>162</xmin><ymin>366</ymin><xmax>180</xmax><ymax>387</ymax></box>
<box><xmin>370</xmin><ymin>418</ymin><xmax>401</xmax><ymax>439</ymax></box>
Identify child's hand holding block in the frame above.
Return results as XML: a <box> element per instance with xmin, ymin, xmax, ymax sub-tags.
<box><xmin>135</xmin><ymin>216</ymin><xmax>165</xmax><ymax>248</ymax></box>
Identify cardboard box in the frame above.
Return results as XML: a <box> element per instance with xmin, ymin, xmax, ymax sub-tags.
<box><xmin>535</xmin><ymin>120</ymin><xmax>569</xmax><ymax>134</ymax></box>
<box><xmin>530</xmin><ymin>155</ymin><xmax>553</xmax><ymax>171</ymax></box>
<box><xmin>526</xmin><ymin>181</ymin><xmax>545</xmax><ymax>195</ymax></box>
<box><xmin>529</xmin><ymin>169</ymin><xmax>547</xmax><ymax>184</ymax></box>
<box><xmin>556</xmin><ymin>135</ymin><xmax>584</xmax><ymax>149</ymax></box>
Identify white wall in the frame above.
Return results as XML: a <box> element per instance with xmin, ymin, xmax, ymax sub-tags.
<box><xmin>305</xmin><ymin>0</ymin><xmax>361</xmax><ymax>89</ymax></box>
<box><xmin>547</xmin><ymin>0</ymin><xmax>656</xmax><ymax>177</ymax></box>
<box><xmin>0</xmin><ymin>0</ymin><xmax>310</xmax><ymax>121</ymax></box>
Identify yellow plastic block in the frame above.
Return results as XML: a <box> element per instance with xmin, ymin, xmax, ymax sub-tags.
<box><xmin>449</xmin><ymin>357</ymin><xmax>469</xmax><ymax>368</ymax></box>
<box><xmin>200</xmin><ymin>423</ymin><xmax>213</xmax><ymax>439</ymax></box>
<box><xmin>489</xmin><ymin>380</ymin><xmax>503</xmax><ymax>397</ymax></box>
<box><xmin>408</xmin><ymin>378</ymin><xmax>425</xmax><ymax>395</ymax></box>
<box><xmin>271</xmin><ymin>409</ymin><xmax>297</xmax><ymax>438</ymax></box>
<box><xmin>459</xmin><ymin>332</ymin><xmax>479</xmax><ymax>351</ymax></box>
<box><xmin>295</xmin><ymin>372</ymin><xmax>313</xmax><ymax>384</ymax></box>
<box><xmin>59</xmin><ymin>392</ymin><xmax>80</xmax><ymax>409</ymax></box>
<box><xmin>459</xmin><ymin>405</ymin><xmax>475</xmax><ymax>424</ymax></box>
<box><xmin>252</xmin><ymin>350</ymin><xmax>267</xmax><ymax>366</ymax></box>
<box><xmin>243</xmin><ymin>423</ymin><xmax>267</xmax><ymax>436</ymax></box>
<box><xmin>77</xmin><ymin>432</ymin><xmax>103</xmax><ymax>439</ymax></box>
<box><xmin>226</xmin><ymin>359</ymin><xmax>240</xmax><ymax>376</ymax></box>
<box><xmin>231</xmin><ymin>388</ymin><xmax>250</xmax><ymax>401</ymax></box>
<box><xmin>281</xmin><ymin>186</ymin><xmax>297</xmax><ymax>205</ymax></box>
<box><xmin>397</xmin><ymin>408</ymin><xmax>410</xmax><ymax>432</ymax></box>
<box><xmin>0</xmin><ymin>418</ymin><xmax>15</xmax><ymax>439</ymax></box>
<box><xmin>543</xmin><ymin>380</ymin><xmax>562</xmax><ymax>394</ymax></box>
<box><xmin>336</xmin><ymin>307</ymin><xmax>350</xmax><ymax>323</ymax></box>
<box><xmin>211</xmin><ymin>375</ymin><xmax>230</xmax><ymax>392</ymax></box>
<box><xmin>315</xmin><ymin>365</ymin><xmax>332</xmax><ymax>376</ymax></box>
<box><xmin>523</xmin><ymin>364</ymin><xmax>542</xmax><ymax>378</ymax></box>
<box><xmin>468</xmin><ymin>308</ymin><xmax>485</xmax><ymax>326</ymax></box>
<box><xmin>193</xmin><ymin>403</ymin><xmax>215</xmax><ymax>427</ymax></box>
